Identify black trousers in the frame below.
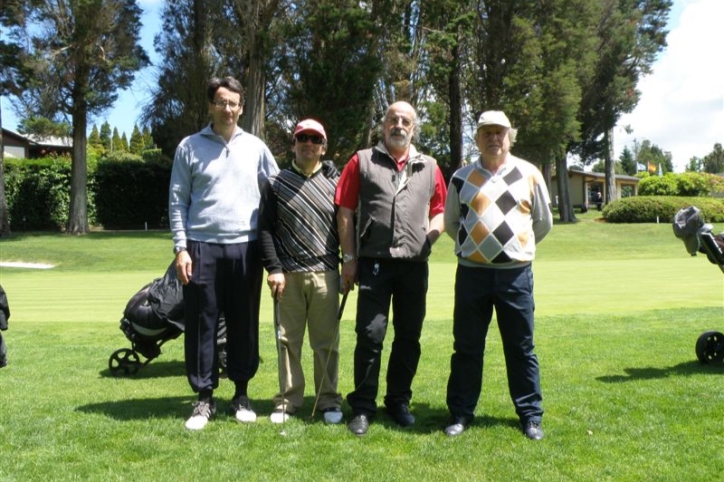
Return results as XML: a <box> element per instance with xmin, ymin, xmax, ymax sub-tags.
<box><xmin>183</xmin><ymin>240</ymin><xmax>262</xmax><ymax>394</ymax></box>
<box><xmin>346</xmin><ymin>258</ymin><xmax>428</xmax><ymax>415</ymax></box>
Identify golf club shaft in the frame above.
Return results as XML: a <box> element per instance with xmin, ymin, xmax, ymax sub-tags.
<box><xmin>311</xmin><ymin>290</ymin><xmax>348</xmax><ymax>419</ymax></box>
<box><xmin>273</xmin><ymin>294</ymin><xmax>287</xmax><ymax>426</ymax></box>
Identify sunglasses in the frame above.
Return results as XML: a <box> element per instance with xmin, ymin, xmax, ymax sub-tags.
<box><xmin>295</xmin><ymin>134</ymin><xmax>324</xmax><ymax>145</ymax></box>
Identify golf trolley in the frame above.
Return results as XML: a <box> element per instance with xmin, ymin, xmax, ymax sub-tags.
<box><xmin>108</xmin><ymin>261</ymin><xmax>227</xmax><ymax>376</ymax></box>
<box><xmin>673</xmin><ymin>206</ymin><xmax>724</xmax><ymax>364</ymax></box>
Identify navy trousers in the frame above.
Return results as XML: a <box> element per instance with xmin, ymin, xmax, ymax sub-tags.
<box><xmin>346</xmin><ymin>258</ymin><xmax>428</xmax><ymax>415</ymax></box>
<box><xmin>183</xmin><ymin>240</ymin><xmax>262</xmax><ymax>393</ymax></box>
<box><xmin>446</xmin><ymin>264</ymin><xmax>543</xmax><ymax>423</ymax></box>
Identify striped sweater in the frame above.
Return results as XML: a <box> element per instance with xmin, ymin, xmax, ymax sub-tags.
<box><xmin>258</xmin><ymin>161</ymin><xmax>340</xmax><ymax>273</ymax></box>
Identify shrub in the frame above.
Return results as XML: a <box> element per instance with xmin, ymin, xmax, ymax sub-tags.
<box><xmin>603</xmin><ymin>196</ymin><xmax>724</xmax><ymax>223</ymax></box>
<box><xmin>638</xmin><ymin>174</ymin><xmax>678</xmax><ymax>196</ymax></box>
<box><xmin>4</xmin><ymin>157</ymin><xmax>74</xmax><ymax>230</ymax></box>
<box><xmin>94</xmin><ymin>157</ymin><xmax>171</xmax><ymax>229</ymax></box>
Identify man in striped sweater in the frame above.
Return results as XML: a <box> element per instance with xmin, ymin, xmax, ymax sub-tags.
<box><xmin>258</xmin><ymin>119</ymin><xmax>344</xmax><ymax>424</ymax></box>
<box><xmin>443</xmin><ymin>110</ymin><xmax>552</xmax><ymax>440</ymax></box>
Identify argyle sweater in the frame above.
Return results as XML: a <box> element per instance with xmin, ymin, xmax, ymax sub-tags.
<box><xmin>258</xmin><ymin>161</ymin><xmax>340</xmax><ymax>273</ymax></box>
<box><xmin>444</xmin><ymin>155</ymin><xmax>552</xmax><ymax>268</ymax></box>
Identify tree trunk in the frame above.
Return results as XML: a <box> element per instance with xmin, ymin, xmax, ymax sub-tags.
<box><xmin>0</xmin><ymin>108</ymin><xmax>10</xmax><ymax>235</ymax></box>
<box><xmin>448</xmin><ymin>37</ymin><xmax>463</xmax><ymax>171</ymax></box>
<box><xmin>604</xmin><ymin>127</ymin><xmax>617</xmax><ymax>204</ymax></box>
<box><xmin>237</xmin><ymin>0</ymin><xmax>271</xmax><ymax>138</ymax></box>
<box><xmin>242</xmin><ymin>50</ymin><xmax>265</xmax><ymax>137</ymax></box>
<box><xmin>67</xmin><ymin>102</ymin><xmax>89</xmax><ymax>234</ymax></box>
<box><xmin>555</xmin><ymin>153</ymin><xmax>577</xmax><ymax>223</ymax></box>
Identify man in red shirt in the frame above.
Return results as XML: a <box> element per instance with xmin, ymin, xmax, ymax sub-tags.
<box><xmin>335</xmin><ymin>101</ymin><xmax>447</xmax><ymax>436</ymax></box>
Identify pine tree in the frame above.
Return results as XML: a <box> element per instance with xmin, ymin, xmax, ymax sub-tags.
<box><xmin>142</xmin><ymin>126</ymin><xmax>154</xmax><ymax>150</ymax></box>
<box><xmin>112</xmin><ymin>127</ymin><xmax>123</xmax><ymax>153</ymax></box>
<box><xmin>121</xmin><ymin>132</ymin><xmax>129</xmax><ymax>152</ymax></box>
<box><xmin>129</xmin><ymin>124</ymin><xmax>145</xmax><ymax>154</ymax></box>
<box><xmin>100</xmin><ymin>121</ymin><xmax>112</xmax><ymax>153</ymax></box>
<box><xmin>1</xmin><ymin>1</ymin><xmax>149</xmax><ymax>233</ymax></box>
<box><xmin>88</xmin><ymin>125</ymin><xmax>102</xmax><ymax>149</ymax></box>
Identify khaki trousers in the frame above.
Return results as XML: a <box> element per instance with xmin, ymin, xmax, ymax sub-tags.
<box><xmin>274</xmin><ymin>270</ymin><xmax>342</xmax><ymax>412</ymax></box>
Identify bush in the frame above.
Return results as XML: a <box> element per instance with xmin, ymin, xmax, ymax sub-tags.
<box><xmin>638</xmin><ymin>174</ymin><xmax>678</xmax><ymax>196</ymax></box>
<box><xmin>4</xmin><ymin>157</ymin><xmax>74</xmax><ymax>230</ymax></box>
<box><xmin>602</xmin><ymin>196</ymin><xmax>724</xmax><ymax>223</ymax></box>
<box><xmin>638</xmin><ymin>171</ymin><xmax>724</xmax><ymax>197</ymax></box>
<box><xmin>94</xmin><ymin>157</ymin><xmax>171</xmax><ymax>229</ymax></box>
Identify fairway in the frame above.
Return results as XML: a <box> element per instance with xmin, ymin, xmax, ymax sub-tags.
<box><xmin>1</xmin><ymin>218</ymin><xmax>723</xmax><ymax>481</ymax></box>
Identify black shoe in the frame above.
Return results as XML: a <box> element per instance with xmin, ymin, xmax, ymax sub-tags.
<box><xmin>348</xmin><ymin>414</ymin><xmax>370</xmax><ymax>436</ymax></box>
<box><xmin>386</xmin><ymin>404</ymin><xmax>415</xmax><ymax>427</ymax></box>
<box><xmin>444</xmin><ymin>415</ymin><xmax>469</xmax><ymax>437</ymax></box>
<box><xmin>522</xmin><ymin>420</ymin><xmax>544</xmax><ymax>440</ymax></box>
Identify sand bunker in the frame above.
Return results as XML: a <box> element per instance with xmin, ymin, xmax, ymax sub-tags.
<box><xmin>0</xmin><ymin>262</ymin><xmax>55</xmax><ymax>269</ymax></box>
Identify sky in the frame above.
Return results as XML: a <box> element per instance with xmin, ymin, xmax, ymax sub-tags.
<box><xmin>2</xmin><ymin>0</ymin><xmax>722</xmax><ymax>173</ymax></box>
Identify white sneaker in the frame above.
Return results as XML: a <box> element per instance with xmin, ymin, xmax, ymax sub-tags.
<box><xmin>185</xmin><ymin>400</ymin><xmax>216</xmax><ymax>430</ymax></box>
<box><xmin>232</xmin><ymin>396</ymin><xmax>257</xmax><ymax>423</ymax></box>
<box><xmin>270</xmin><ymin>410</ymin><xmax>291</xmax><ymax>424</ymax></box>
<box><xmin>322</xmin><ymin>408</ymin><xmax>343</xmax><ymax>424</ymax></box>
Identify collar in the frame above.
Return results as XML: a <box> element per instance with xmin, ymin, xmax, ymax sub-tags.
<box><xmin>291</xmin><ymin>159</ymin><xmax>322</xmax><ymax>177</ymax></box>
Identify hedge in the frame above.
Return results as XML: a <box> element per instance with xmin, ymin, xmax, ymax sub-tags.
<box><xmin>602</xmin><ymin>196</ymin><xmax>724</xmax><ymax>223</ymax></box>
<box><xmin>3</xmin><ymin>149</ymin><xmax>171</xmax><ymax>231</ymax></box>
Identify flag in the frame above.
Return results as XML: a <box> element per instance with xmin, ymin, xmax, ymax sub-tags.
<box><xmin>648</xmin><ymin>162</ymin><xmax>656</xmax><ymax>174</ymax></box>
<box><xmin>637</xmin><ymin>163</ymin><xmax>646</xmax><ymax>171</ymax></box>
<box><xmin>658</xmin><ymin>163</ymin><xmax>663</xmax><ymax>177</ymax></box>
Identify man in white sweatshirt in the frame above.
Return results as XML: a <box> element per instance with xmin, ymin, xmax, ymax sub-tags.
<box><xmin>169</xmin><ymin>76</ymin><xmax>279</xmax><ymax>430</ymax></box>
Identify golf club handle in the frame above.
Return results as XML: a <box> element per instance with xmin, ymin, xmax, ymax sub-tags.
<box><xmin>338</xmin><ymin>291</ymin><xmax>349</xmax><ymax>320</ymax></box>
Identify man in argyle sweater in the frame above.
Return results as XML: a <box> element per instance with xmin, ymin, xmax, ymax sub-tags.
<box><xmin>443</xmin><ymin>110</ymin><xmax>552</xmax><ymax>440</ymax></box>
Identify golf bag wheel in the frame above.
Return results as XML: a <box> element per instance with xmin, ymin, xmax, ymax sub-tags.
<box><xmin>695</xmin><ymin>331</ymin><xmax>724</xmax><ymax>365</ymax></box>
<box><xmin>109</xmin><ymin>348</ymin><xmax>143</xmax><ymax>376</ymax></box>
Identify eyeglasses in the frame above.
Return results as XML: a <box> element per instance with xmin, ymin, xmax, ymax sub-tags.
<box><xmin>295</xmin><ymin>134</ymin><xmax>324</xmax><ymax>145</ymax></box>
<box><xmin>212</xmin><ymin>100</ymin><xmax>240</xmax><ymax>109</ymax></box>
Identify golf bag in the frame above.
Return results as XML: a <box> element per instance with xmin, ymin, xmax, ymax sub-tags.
<box><xmin>109</xmin><ymin>261</ymin><xmax>227</xmax><ymax>376</ymax></box>
<box><xmin>672</xmin><ymin>206</ymin><xmax>724</xmax><ymax>364</ymax></box>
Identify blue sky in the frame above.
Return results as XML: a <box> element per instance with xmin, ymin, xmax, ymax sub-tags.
<box><xmin>3</xmin><ymin>0</ymin><xmax>721</xmax><ymax>172</ymax></box>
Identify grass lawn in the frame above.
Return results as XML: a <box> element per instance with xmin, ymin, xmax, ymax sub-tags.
<box><xmin>1</xmin><ymin>212</ymin><xmax>723</xmax><ymax>481</ymax></box>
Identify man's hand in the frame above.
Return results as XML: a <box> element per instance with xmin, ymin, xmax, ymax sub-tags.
<box><xmin>175</xmin><ymin>251</ymin><xmax>193</xmax><ymax>285</ymax></box>
<box><xmin>267</xmin><ymin>272</ymin><xmax>286</xmax><ymax>299</ymax></box>
<box><xmin>341</xmin><ymin>260</ymin><xmax>357</xmax><ymax>294</ymax></box>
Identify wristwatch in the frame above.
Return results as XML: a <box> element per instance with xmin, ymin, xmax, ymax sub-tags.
<box><xmin>174</xmin><ymin>246</ymin><xmax>187</xmax><ymax>255</ymax></box>
<box><xmin>342</xmin><ymin>253</ymin><xmax>357</xmax><ymax>263</ymax></box>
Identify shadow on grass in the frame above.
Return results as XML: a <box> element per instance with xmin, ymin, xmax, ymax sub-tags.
<box><xmin>77</xmin><ymin>395</ymin><xmax>194</xmax><ymax>420</ymax></box>
<box><xmin>99</xmin><ymin>359</ymin><xmax>187</xmax><ymax>379</ymax></box>
<box><xmin>597</xmin><ymin>360</ymin><xmax>724</xmax><ymax>383</ymax></box>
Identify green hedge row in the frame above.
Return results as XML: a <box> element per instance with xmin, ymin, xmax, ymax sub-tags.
<box><xmin>3</xmin><ymin>150</ymin><xmax>172</xmax><ymax>231</ymax></box>
<box><xmin>602</xmin><ymin>196</ymin><xmax>724</xmax><ymax>223</ymax></box>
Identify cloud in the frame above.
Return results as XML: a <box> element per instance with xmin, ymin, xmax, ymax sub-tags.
<box><xmin>614</xmin><ymin>0</ymin><xmax>724</xmax><ymax>171</ymax></box>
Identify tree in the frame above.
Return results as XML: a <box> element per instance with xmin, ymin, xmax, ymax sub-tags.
<box><xmin>17</xmin><ymin>116</ymin><xmax>71</xmax><ymax>139</ymax></box>
<box><xmin>573</xmin><ymin>0</ymin><xmax>672</xmax><ymax>204</ymax></box>
<box><xmin>142</xmin><ymin>0</ymin><xmax>227</xmax><ymax>158</ymax></box>
<box><xmin>635</xmin><ymin>139</ymin><xmax>672</xmax><ymax>174</ymax></box>
<box><xmin>2</xmin><ymin>0</ymin><xmax>149</xmax><ymax>234</ymax></box>
<box><xmin>619</xmin><ymin>146</ymin><xmax>636</xmax><ymax>175</ymax></box>
<box><xmin>276</xmin><ymin>0</ymin><xmax>382</xmax><ymax>162</ymax></box>
<box><xmin>420</xmin><ymin>1</ymin><xmax>476</xmax><ymax>174</ymax></box>
<box><xmin>142</xmin><ymin>126</ymin><xmax>153</xmax><ymax>150</ymax></box>
<box><xmin>129</xmin><ymin>124</ymin><xmax>145</xmax><ymax>154</ymax></box>
<box><xmin>88</xmin><ymin>125</ymin><xmax>102</xmax><ymax>150</ymax></box>
<box><xmin>702</xmin><ymin>143</ymin><xmax>724</xmax><ymax>174</ymax></box>
<box><xmin>685</xmin><ymin>156</ymin><xmax>703</xmax><ymax>172</ymax></box>
<box><xmin>100</xmin><ymin>122</ymin><xmax>112</xmax><ymax>152</ymax></box>
<box><xmin>112</xmin><ymin>128</ymin><xmax>124</xmax><ymax>153</ymax></box>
